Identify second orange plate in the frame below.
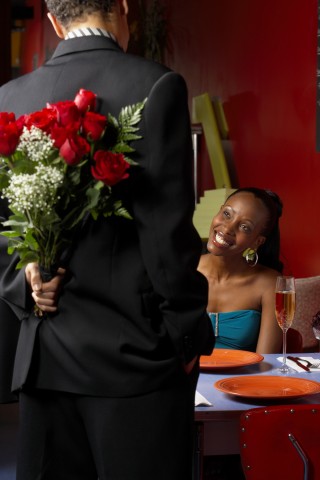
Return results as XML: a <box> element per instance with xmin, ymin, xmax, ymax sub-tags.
<box><xmin>214</xmin><ymin>375</ymin><xmax>320</xmax><ymax>399</ymax></box>
<box><xmin>200</xmin><ymin>349</ymin><xmax>264</xmax><ymax>371</ymax></box>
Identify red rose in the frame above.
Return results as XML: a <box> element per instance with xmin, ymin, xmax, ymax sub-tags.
<box><xmin>0</xmin><ymin>121</ymin><xmax>21</xmax><ymax>156</ymax></box>
<box><xmin>24</xmin><ymin>108</ymin><xmax>57</xmax><ymax>133</ymax></box>
<box><xmin>92</xmin><ymin>150</ymin><xmax>129</xmax><ymax>186</ymax></box>
<box><xmin>82</xmin><ymin>112</ymin><xmax>107</xmax><ymax>142</ymax></box>
<box><xmin>0</xmin><ymin>112</ymin><xmax>16</xmax><ymax>125</ymax></box>
<box><xmin>0</xmin><ymin>113</ymin><xmax>21</xmax><ymax>156</ymax></box>
<box><xmin>59</xmin><ymin>132</ymin><xmax>90</xmax><ymax>165</ymax></box>
<box><xmin>50</xmin><ymin>124</ymin><xmax>80</xmax><ymax>149</ymax></box>
<box><xmin>16</xmin><ymin>115</ymin><xmax>26</xmax><ymax>133</ymax></box>
<box><xmin>50</xmin><ymin>125</ymin><xmax>69</xmax><ymax>148</ymax></box>
<box><xmin>47</xmin><ymin>100</ymin><xmax>81</xmax><ymax>128</ymax></box>
<box><xmin>74</xmin><ymin>89</ymin><xmax>96</xmax><ymax>113</ymax></box>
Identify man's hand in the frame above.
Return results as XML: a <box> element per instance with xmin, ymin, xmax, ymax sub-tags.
<box><xmin>25</xmin><ymin>263</ymin><xmax>66</xmax><ymax>313</ymax></box>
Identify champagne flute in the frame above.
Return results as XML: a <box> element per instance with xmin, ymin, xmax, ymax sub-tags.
<box><xmin>275</xmin><ymin>276</ymin><xmax>296</xmax><ymax>373</ymax></box>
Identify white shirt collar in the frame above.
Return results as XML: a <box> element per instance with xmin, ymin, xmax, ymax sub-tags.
<box><xmin>65</xmin><ymin>27</ymin><xmax>117</xmax><ymax>43</ymax></box>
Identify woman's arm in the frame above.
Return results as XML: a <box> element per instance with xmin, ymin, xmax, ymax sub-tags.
<box><xmin>256</xmin><ymin>273</ymin><xmax>282</xmax><ymax>353</ymax></box>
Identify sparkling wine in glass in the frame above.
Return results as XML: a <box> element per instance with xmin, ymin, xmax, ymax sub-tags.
<box><xmin>275</xmin><ymin>276</ymin><xmax>296</xmax><ymax>373</ymax></box>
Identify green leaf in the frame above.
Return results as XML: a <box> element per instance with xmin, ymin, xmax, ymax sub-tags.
<box><xmin>3</xmin><ymin>211</ymin><xmax>29</xmax><ymax>223</ymax></box>
<box><xmin>87</xmin><ymin>187</ymin><xmax>101</xmax><ymax>205</ymax></box>
<box><xmin>16</xmin><ymin>251</ymin><xmax>39</xmax><ymax>269</ymax></box>
<box><xmin>123</xmin><ymin>156</ymin><xmax>138</xmax><ymax>166</ymax></box>
<box><xmin>117</xmin><ymin>99</ymin><xmax>147</xmax><ymax>146</ymax></box>
<box><xmin>2</xmin><ymin>213</ymin><xmax>30</xmax><ymax>234</ymax></box>
<box><xmin>112</xmin><ymin>200</ymin><xmax>133</xmax><ymax>220</ymax></box>
<box><xmin>36</xmin><ymin>211</ymin><xmax>61</xmax><ymax>228</ymax></box>
<box><xmin>91</xmin><ymin>209</ymin><xmax>99</xmax><ymax>221</ymax></box>
<box><xmin>7</xmin><ymin>237</ymin><xmax>25</xmax><ymax>254</ymax></box>
<box><xmin>107</xmin><ymin>113</ymin><xmax>119</xmax><ymax>129</ymax></box>
<box><xmin>112</xmin><ymin>143</ymin><xmax>135</xmax><ymax>154</ymax></box>
<box><xmin>118</xmin><ymin>99</ymin><xmax>147</xmax><ymax>127</ymax></box>
<box><xmin>67</xmin><ymin>165</ymin><xmax>82</xmax><ymax>186</ymax></box>
<box><xmin>115</xmin><ymin>208</ymin><xmax>133</xmax><ymax>220</ymax></box>
<box><xmin>0</xmin><ymin>174</ymin><xmax>9</xmax><ymax>190</ymax></box>
<box><xmin>0</xmin><ymin>230</ymin><xmax>22</xmax><ymax>238</ymax></box>
<box><xmin>11</xmin><ymin>157</ymin><xmax>36</xmax><ymax>175</ymax></box>
<box><xmin>3</xmin><ymin>218</ymin><xmax>29</xmax><ymax>228</ymax></box>
<box><xmin>24</xmin><ymin>230</ymin><xmax>38</xmax><ymax>250</ymax></box>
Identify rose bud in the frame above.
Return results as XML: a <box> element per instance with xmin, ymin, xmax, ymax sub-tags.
<box><xmin>60</xmin><ymin>133</ymin><xmax>90</xmax><ymax>165</ymax></box>
<box><xmin>82</xmin><ymin>112</ymin><xmax>107</xmax><ymax>142</ymax></box>
<box><xmin>74</xmin><ymin>89</ymin><xmax>97</xmax><ymax>113</ymax></box>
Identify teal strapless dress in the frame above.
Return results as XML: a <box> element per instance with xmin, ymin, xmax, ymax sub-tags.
<box><xmin>208</xmin><ymin>310</ymin><xmax>261</xmax><ymax>352</ymax></box>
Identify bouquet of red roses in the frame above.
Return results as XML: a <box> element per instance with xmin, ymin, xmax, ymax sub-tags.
<box><xmin>0</xmin><ymin>89</ymin><xmax>146</xmax><ymax>275</ymax></box>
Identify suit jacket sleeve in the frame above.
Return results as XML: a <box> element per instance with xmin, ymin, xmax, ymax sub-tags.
<box><xmin>131</xmin><ymin>72</ymin><xmax>214</xmax><ymax>363</ymax></box>
<box><xmin>0</xmin><ymin>199</ymin><xmax>30</xmax><ymax>319</ymax></box>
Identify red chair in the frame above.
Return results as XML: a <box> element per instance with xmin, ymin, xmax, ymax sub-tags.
<box><xmin>285</xmin><ymin>327</ymin><xmax>303</xmax><ymax>353</ymax></box>
<box><xmin>239</xmin><ymin>404</ymin><xmax>320</xmax><ymax>480</ymax></box>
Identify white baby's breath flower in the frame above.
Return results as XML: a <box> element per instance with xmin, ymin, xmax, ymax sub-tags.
<box><xmin>2</xmin><ymin>163</ymin><xmax>64</xmax><ymax>215</ymax></box>
<box><xmin>17</xmin><ymin>126</ymin><xmax>55</xmax><ymax>163</ymax></box>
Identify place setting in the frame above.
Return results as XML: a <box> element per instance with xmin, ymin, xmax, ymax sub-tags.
<box><xmin>200</xmin><ymin>348</ymin><xmax>264</xmax><ymax>371</ymax></box>
<box><xmin>214</xmin><ymin>374</ymin><xmax>320</xmax><ymax>400</ymax></box>
<box><xmin>209</xmin><ymin>276</ymin><xmax>320</xmax><ymax>400</ymax></box>
<box><xmin>278</xmin><ymin>355</ymin><xmax>320</xmax><ymax>373</ymax></box>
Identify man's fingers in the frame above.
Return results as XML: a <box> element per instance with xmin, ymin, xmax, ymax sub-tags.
<box><xmin>25</xmin><ymin>262</ymin><xmax>42</xmax><ymax>292</ymax></box>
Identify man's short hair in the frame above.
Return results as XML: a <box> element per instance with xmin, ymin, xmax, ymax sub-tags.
<box><xmin>45</xmin><ymin>0</ymin><xmax>117</xmax><ymax>28</ymax></box>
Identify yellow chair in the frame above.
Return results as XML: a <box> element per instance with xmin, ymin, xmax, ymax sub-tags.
<box><xmin>193</xmin><ymin>188</ymin><xmax>235</xmax><ymax>240</ymax></box>
<box><xmin>192</xmin><ymin>92</ymin><xmax>235</xmax><ymax>240</ymax></box>
<box><xmin>192</xmin><ymin>92</ymin><xmax>231</xmax><ymax>189</ymax></box>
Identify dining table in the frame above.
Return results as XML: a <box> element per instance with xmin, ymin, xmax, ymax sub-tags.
<box><xmin>194</xmin><ymin>352</ymin><xmax>320</xmax><ymax>479</ymax></box>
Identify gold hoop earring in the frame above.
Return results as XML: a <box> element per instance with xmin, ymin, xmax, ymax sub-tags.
<box><xmin>243</xmin><ymin>248</ymin><xmax>258</xmax><ymax>267</ymax></box>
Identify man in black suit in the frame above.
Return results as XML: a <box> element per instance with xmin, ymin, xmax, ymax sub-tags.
<box><xmin>0</xmin><ymin>1</ymin><xmax>214</xmax><ymax>478</ymax></box>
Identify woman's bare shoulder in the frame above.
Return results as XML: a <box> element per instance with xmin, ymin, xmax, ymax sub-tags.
<box><xmin>255</xmin><ymin>265</ymin><xmax>280</xmax><ymax>286</ymax></box>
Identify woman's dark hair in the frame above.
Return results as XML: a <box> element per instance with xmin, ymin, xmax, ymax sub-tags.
<box><xmin>45</xmin><ymin>0</ymin><xmax>117</xmax><ymax>27</ymax></box>
<box><xmin>226</xmin><ymin>187</ymin><xmax>283</xmax><ymax>273</ymax></box>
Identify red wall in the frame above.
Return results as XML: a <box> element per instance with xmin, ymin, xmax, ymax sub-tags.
<box><xmin>20</xmin><ymin>0</ymin><xmax>45</xmax><ymax>73</ymax></box>
<box><xmin>163</xmin><ymin>0</ymin><xmax>320</xmax><ymax>278</ymax></box>
<box><xmin>18</xmin><ymin>0</ymin><xmax>320</xmax><ymax>277</ymax></box>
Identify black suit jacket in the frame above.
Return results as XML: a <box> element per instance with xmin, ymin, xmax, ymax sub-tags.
<box><xmin>0</xmin><ymin>36</ymin><xmax>214</xmax><ymax>397</ymax></box>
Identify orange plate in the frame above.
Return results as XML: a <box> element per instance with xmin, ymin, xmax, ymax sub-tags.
<box><xmin>200</xmin><ymin>349</ymin><xmax>264</xmax><ymax>370</ymax></box>
<box><xmin>214</xmin><ymin>375</ymin><xmax>320</xmax><ymax>399</ymax></box>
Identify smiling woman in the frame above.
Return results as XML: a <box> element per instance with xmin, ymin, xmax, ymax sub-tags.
<box><xmin>198</xmin><ymin>188</ymin><xmax>289</xmax><ymax>480</ymax></box>
<box><xmin>198</xmin><ymin>187</ymin><xmax>284</xmax><ymax>355</ymax></box>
